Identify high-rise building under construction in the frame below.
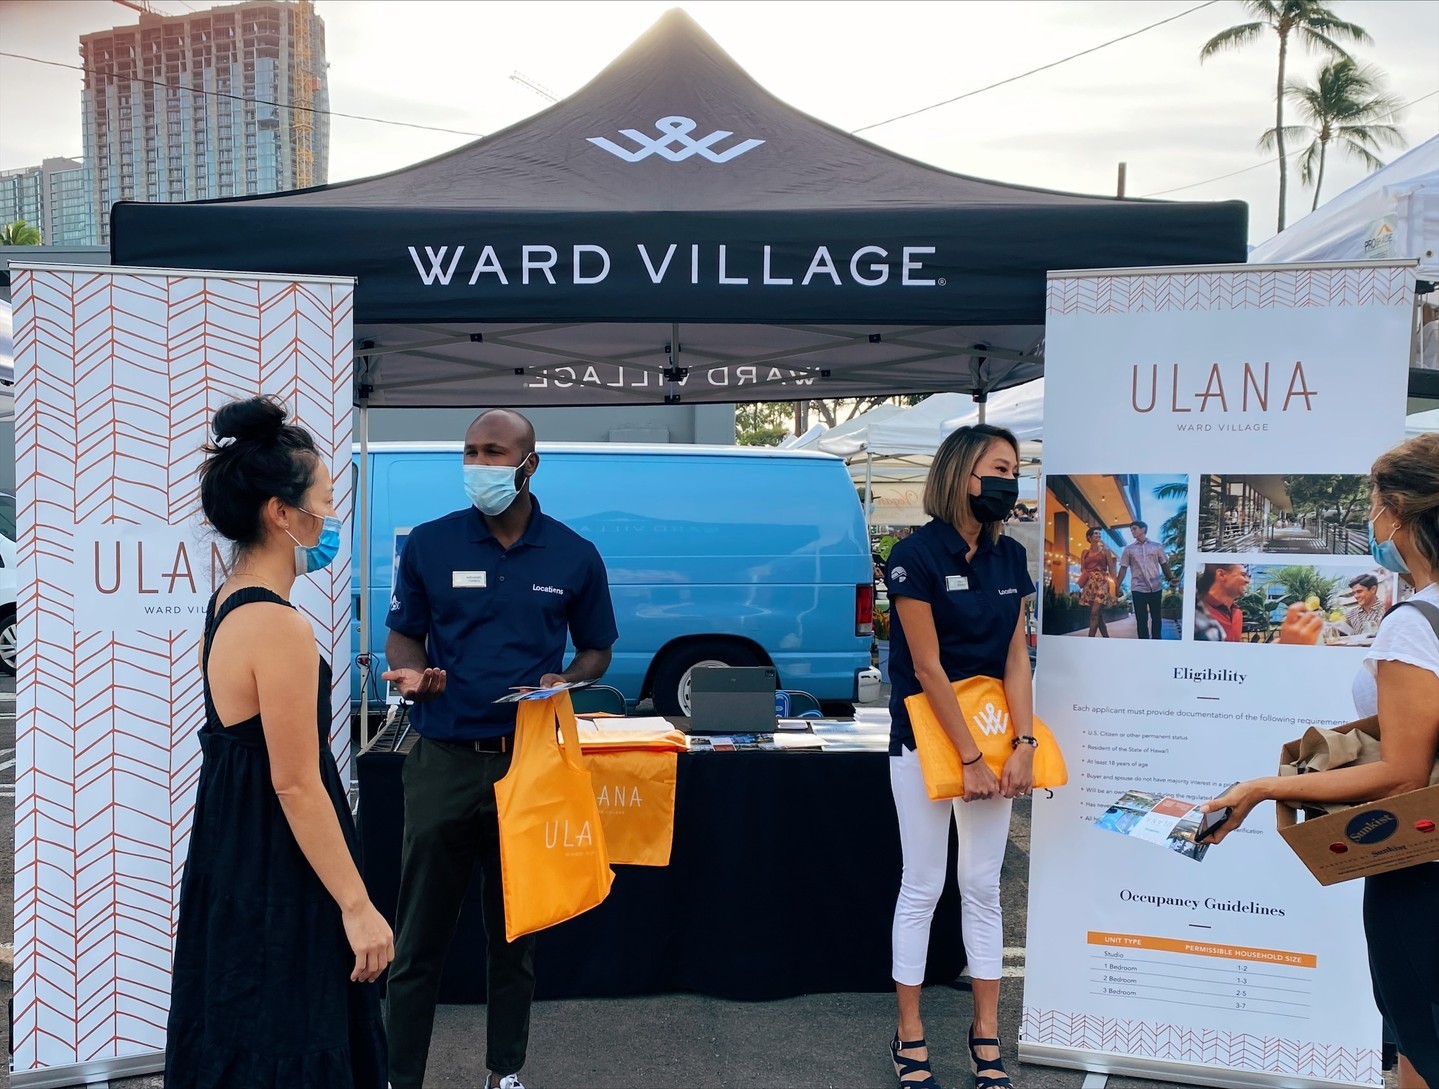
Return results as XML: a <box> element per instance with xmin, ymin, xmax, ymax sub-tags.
<box><xmin>80</xmin><ymin>0</ymin><xmax>328</xmax><ymax>242</ymax></box>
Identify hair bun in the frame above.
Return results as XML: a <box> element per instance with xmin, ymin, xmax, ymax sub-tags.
<box><xmin>213</xmin><ymin>396</ymin><xmax>286</xmax><ymax>444</ymax></box>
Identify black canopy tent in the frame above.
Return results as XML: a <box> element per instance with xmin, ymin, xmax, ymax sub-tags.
<box><xmin>111</xmin><ymin>8</ymin><xmax>1248</xmax><ymax>410</ymax></box>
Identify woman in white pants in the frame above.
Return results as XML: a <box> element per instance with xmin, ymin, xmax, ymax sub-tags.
<box><xmin>884</xmin><ymin>425</ymin><xmax>1036</xmax><ymax>1089</ymax></box>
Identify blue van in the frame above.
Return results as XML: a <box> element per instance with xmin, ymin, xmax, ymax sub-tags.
<box><xmin>352</xmin><ymin>443</ymin><xmax>880</xmax><ymax>715</ymax></box>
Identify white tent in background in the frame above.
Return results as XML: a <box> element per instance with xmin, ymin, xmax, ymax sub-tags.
<box><xmin>1248</xmin><ymin>135</ymin><xmax>1439</xmax><ymax>276</ymax></box>
<box><xmin>1409</xmin><ymin>408</ymin><xmax>1439</xmax><ymax>436</ymax></box>
<box><xmin>802</xmin><ymin>381</ymin><xmax>1045</xmax><ymax>525</ymax></box>
<box><xmin>941</xmin><ymin>377</ymin><xmax>1045</xmax><ymax>444</ymax></box>
<box><xmin>790</xmin><ymin>402</ymin><xmax>907</xmax><ymax>455</ymax></box>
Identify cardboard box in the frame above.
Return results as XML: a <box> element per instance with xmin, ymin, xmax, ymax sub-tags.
<box><xmin>1277</xmin><ymin>717</ymin><xmax>1439</xmax><ymax>885</ymax></box>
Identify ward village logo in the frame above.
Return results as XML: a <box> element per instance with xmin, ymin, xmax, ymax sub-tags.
<box><xmin>587</xmin><ymin>115</ymin><xmax>764</xmax><ymax>163</ymax></box>
<box><xmin>975</xmin><ymin>700</ymin><xmax>1010</xmax><ymax>738</ymax></box>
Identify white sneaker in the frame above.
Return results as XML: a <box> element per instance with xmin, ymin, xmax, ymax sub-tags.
<box><xmin>490</xmin><ymin>1075</ymin><xmax>526</xmax><ymax>1089</ymax></box>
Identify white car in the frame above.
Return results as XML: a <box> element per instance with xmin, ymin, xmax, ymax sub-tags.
<box><xmin>0</xmin><ymin>491</ymin><xmax>15</xmax><ymax>674</ymax></box>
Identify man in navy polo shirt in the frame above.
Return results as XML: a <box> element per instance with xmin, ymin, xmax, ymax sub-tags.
<box><xmin>382</xmin><ymin>408</ymin><xmax>618</xmax><ymax>1089</ymax></box>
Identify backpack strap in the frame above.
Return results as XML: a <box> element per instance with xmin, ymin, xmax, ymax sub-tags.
<box><xmin>1382</xmin><ymin>599</ymin><xmax>1439</xmax><ymax>640</ymax></box>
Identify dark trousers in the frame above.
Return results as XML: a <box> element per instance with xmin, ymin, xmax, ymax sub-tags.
<box><xmin>385</xmin><ymin>738</ymin><xmax>535</xmax><ymax>1088</ymax></box>
<box><xmin>1365</xmin><ymin>865</ymin><xmax>1439</xmax><ymax>1085</ymax></box>
<box><xmin>1132</xmin><ymin>590</ymin><xmax>1164</xmax><ymax>639</ymax></box>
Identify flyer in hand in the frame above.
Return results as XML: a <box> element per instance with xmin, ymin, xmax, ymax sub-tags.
<box><xmin>493</xmin><ymin>680</ymin><xmax>595</xmax><ymax>703</ymax></box>
<box><xmin>1094</xmin><ymin>790</ymin><xmax>1216</xmax><ymax>862</ymax></box>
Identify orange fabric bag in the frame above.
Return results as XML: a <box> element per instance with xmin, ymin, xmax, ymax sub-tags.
<box><xmin>580</xmin><ymin>749</ymin><xmax>679</xmax><ymax>867</ymax></box>
<box><xmin>496</xmin><ymin>691</ymin><xmax>615</xmax><ymax>941</ymax></box>
<box><xmin>905</xmin><ymin>676</ymin><xmax>1068</xmax><ymax>801</ymax></box>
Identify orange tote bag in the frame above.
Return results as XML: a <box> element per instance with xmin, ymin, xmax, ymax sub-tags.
<box><xmin>580</xmin><ymin>749</ymin><xmax>679</xmax><ymax>867</ymax></box>
<box><xmin>905</xmin><ymin>676</ymin><xmax>1068</xmax><ymax>801</ymax></box>
<box><xmin>496</xmin><ymin>691</ymin><xmax>615</xmax><ymax>942</ymax></box>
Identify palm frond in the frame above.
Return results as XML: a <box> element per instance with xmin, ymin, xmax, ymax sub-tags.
<box><xmin>1258</xmin><ymin>125</ymin><xmax>1310</xmax><ymax>152</ymax></box>
<box><xmin>1296</xmin><ymin>139</ymin><xmax>1323</xmax><ymax>186</ymax></box>
<box><xmin>1199</xmin><ymin>22</ymin><xmax>1266</xmax><ymax>60</ymax></box>
<box><xmin>1336</xmin><ymin>140</ymin><xmax>1388</xmax><ymax>173</ymax></box>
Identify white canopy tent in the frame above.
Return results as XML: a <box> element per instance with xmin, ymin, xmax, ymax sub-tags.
<box><xmin>1247</xmin><ymin>136</ymin><xmax>1438</xmax><ymax>276</ymax></box>
<box><xmin>781</xmin><ymin>402</ymin><xmax>907</xmax><ymax>455</ymax></box>
<box><xmin>785</xmin><ymin>380</ymin><xmax>1045</xmax><ymax>524</ymax></box>
<box><xmin>1249</xmin><ymin>136</ymin><xmax>1439</xmax><ymax>391</ymax></box>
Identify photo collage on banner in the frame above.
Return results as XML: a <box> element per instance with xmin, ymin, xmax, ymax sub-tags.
<box><xmin>1023</xmin><ymin>264</ymin><xmax>1416</xmax><ymax>1089</ymax></box>
<box><xmin>9</xmin><ymin>266</ymin><xmax>354</xmax><ymax>1081</ymax></box>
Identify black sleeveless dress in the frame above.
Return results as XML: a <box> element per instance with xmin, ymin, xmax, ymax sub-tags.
<box><xmin>165</xmin><ymin>587</ymin><xmax>386</xmax><ymax>1088</ymax></box>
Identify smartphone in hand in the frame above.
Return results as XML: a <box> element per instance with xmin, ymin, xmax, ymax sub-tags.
<box><xmin>1196</xmin><ymin>783</ymin><xmax>1240</xmax><ymax>842</ymax></box>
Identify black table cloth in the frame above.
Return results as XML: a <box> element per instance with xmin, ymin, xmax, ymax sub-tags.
<box><xmin>357</xmin><ymin>748</ymin><xmax>966</xmax><ymax>1002</ymax></box>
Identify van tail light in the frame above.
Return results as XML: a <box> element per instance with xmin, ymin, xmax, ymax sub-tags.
<box><xmin>856</xmin><ymin>583</ymin><xmax>874</xmax><ymax>637</ymax></box>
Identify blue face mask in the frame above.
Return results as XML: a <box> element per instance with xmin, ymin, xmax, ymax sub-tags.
<box><xmin>1368</xmin><ymin>509</ymin><xmax>1409</xmax><ymax>574</ymax></box>
<box><xmin>464</xmin><ymin>454</ymin><xmax>532</xmax><ymax>516</ymax></box>
<box><xmin>288</xmin><ymin>510</ymin><xmax>342</xmax><ymax>576</ymax></box>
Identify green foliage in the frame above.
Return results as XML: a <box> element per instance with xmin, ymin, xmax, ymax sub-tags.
<box><xmin>1155</xmin><ymin>479</ymin><xmax>1188</xmax><ymax>583</ymax></box>
<box><xmin>0</xmin><ymin>220</ymin><xmax>41</xmax><ymax>245</ymax></box>
<box><xmin>1283</xmin><ymin>474</ymin><xmax>1369</xmax><ymax>526</ymax></box>
<box><xmin>1236</xmin><ymin>588</ymin><xmax>1274</xmax><ymax>630</ymax></box>
<box><xmin>1259</xmin><ymin>564</ymin><xmax>1342</xmax><ymax>610</ymax></box>
<box><xmin>735</xmin><ymin>401</ymin><xmax>791</xmax><ymax>447</ymax></box>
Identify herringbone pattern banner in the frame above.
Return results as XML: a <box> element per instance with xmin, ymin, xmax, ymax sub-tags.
<box><xmin>11</xmin><ymin>268</ymin><xmax>353</xmax><ymax>1073</ymax></box>
<box><xmin>1022</xmin><ymin>1007</ymin><xmax>1382</xmax><ymax>1084</ymax></box>
<box><xmin>1046</xmin><ymin>265</ymin><xmax>1413</xmax><ymax>316</ymax></box>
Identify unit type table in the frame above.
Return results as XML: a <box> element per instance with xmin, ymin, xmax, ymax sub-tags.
<box><xmin>1087</xmin><ymin>931</ymin><xmax>1316</xmax><ymax>1020</ymax></box>
<box><xmin>358</xmin><ymin>747</ymin><xmax>966</xmax><ymax>1002</ymax></box>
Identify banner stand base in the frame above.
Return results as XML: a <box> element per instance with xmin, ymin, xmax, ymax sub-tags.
<box><xmin>10</xmin><ymin>1049</ymin><xmax>163</xmax><ymax>1086</ymax></box>
<box><xmin>1081</xmin><ymin>1075</ymin><xmax>1109</xmax><ymax>1089</ymax></box>
<box><xmin>1019</xmin><ymin>1043</ymin><xmax>1371</xmax><ymax>1089</ymax></box>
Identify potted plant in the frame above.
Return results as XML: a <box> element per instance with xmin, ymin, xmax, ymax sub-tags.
<box><xmin>873</xmin><ymin>599</ymin><xmax>892</xmax><ymax>682</ymax></box>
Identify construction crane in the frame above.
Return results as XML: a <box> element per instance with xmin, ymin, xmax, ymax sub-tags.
<box><xmin>112</xmin><ymin>0</ymin><xmax>157</xmax><ymax>13</ymax></box>
<box><xmin>291</xmin><ymin>0</ymin><xmax>316</xmax><ymax>187</ymax></box>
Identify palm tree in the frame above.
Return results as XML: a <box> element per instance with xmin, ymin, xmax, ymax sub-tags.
<box><xmin>0</xmin><ymin>220</ymin><xmax>41</xmax><ymax>245</ymax></box>
<box><xmin>1259</xmin><ymin>564</ymin><xmax>1342</xmax><ymax>609</ymax></box>
<box><xmin>1262</xmin><ymin>58</ymin><xmax>1406</xmax><ymax>211</ymax></box>
<box><xmin>1155</xmin><ymin>480</ymin><xmax>1188</xmax><ymax>582</ymax></box>
<box><xmin>1200</xmin><ymin>1</ymin><xmax>1371</xmax><ymax>232</ymax></box>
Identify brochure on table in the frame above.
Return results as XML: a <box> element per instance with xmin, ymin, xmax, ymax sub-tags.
<box><xmin>1022</xmin><ymin>262</ymin><xmax>1415</xmax><ymax>1089</ymax></box>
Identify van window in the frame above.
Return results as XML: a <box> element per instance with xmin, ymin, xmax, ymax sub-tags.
<box><xmin>0</xmin><ymin>493</ymin><xmax>15</xmax><ymax>540</ymax></box>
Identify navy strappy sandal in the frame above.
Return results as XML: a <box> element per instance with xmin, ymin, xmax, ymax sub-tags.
<box><xmin>891</xmin><ymin>1032</ymin><xmax>942</xmax><ymax>1089</ymax></box>
<box><xmin>967</xmin><ymin>1023</ymin><xmax>1012</xmax><ymax>1089</ymax></box>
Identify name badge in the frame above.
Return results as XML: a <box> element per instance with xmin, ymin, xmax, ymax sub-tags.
<box><xmin>452</xmin><ymin>570</ymin><xmax>488</xmax><ymax>589</ymax></box>
<box><xmin>946</xmin><ymin>575</ymin><xmax>969</xmax><ymax>592</ymax></box>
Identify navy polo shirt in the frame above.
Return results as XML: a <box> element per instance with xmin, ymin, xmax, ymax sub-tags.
<box><xmin>885</xmin><ymin>522</ymin><xmax>1035</xmax><ymax>755</ymax></box>
<box><xmin>386</xmin><ymin>495</ymin><xmax>618</xmax><ymax>741</ymax></box>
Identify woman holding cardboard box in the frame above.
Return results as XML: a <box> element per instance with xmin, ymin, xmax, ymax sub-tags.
<box><xmin>1202</xmin><ymin>433</ymin><xmax>1439</xmax><ymax>1089</ymax></box>
<box><xmin>884</xmin><ymin>424</ymin><xmax>1036</xmax><ymax>1089</ymax></box>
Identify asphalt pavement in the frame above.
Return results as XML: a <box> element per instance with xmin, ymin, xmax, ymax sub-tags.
<box><xmin>0</xmin><ymin>676</ymin><xmax>1281</xmax><ymax>1087</ymax></box>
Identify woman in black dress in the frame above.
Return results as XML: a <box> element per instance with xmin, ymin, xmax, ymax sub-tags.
<box><xmin>166</xmin><ymin>397</ymin><xmax>391</xmax><ymax>1087</ymax></box>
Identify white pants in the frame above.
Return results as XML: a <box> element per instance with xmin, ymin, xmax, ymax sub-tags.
<box><xmin>890</xmin><ymin>745</ymin><xmax>1013</xmax><ymax>985</ymax></box>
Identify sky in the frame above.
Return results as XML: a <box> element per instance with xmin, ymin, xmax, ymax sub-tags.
<box><xmin>0</xmin><ymin>0</ymin><xmax>1435</xmax><ymax>246</ymax></box>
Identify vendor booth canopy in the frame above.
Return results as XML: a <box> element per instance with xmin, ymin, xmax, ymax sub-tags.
<box><xmin>111</xmin><ymin>9</ymin><xmax>1247</xmax><ymax>408</ymax></box>
<box><xmin>1248</xmin><ymin>135</ymin><xmax>1438</xmax><ymax>276</ymax></box>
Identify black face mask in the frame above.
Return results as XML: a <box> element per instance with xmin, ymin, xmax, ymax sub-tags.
<box><xmin>969</xmin><ymin>474</ymin><xmax>1019</xmax><ymax>524</ymax></box>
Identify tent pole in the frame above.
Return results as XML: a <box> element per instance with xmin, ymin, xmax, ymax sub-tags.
<box><xmin>864</xmin><ymin>450</ymin><xmax>874</xmax><ymax>528</ymax></box>
<box><xmin>358</xmin><ymin>391</ymin><xmax>372</xmax><ymax>753</ymax></box>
